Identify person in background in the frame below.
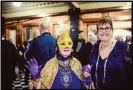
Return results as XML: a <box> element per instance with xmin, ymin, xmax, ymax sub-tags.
<box><xmin>125</xmin><ymin>35</ymin><xmax>132</xmax><ymax>60</ymax></box>
<box><xmin>17</xmin><ymin>41</ymin><xmax>30</xmax><ymax>85</ymax></box>
<box><xmin>88</xmin><ymin>33</ymin><xmax>98</xmax><ymax>45</ymax></box>
<box><xmin>17</xmin><ymin>41</ymin><xmax>27</xmax><ymax>72</ymax></box>
<box><xmin>84</xmin><ymin>17</ymin><xmax>132</xmax><ymax>89</ymax></box>
<box><xmin>27</xmin><ymin>39</ymin><xmax>33</xmax><ymax>49</ymax></box>
<box><xmin>125</xmin><ymin>35</ymin><xmax>132</xmax><ymax>45</ymax></box>
<box><xmin>73</xmin><ymin>31</ymin><xmax>86</xmax><ymax>65</ymax></box>
<box><xmin>80</xmin><ymin>34</ymin><xmax>98</xmax><ymax>66</ymax></box>
<box><xmin>125</xmin><ymin>35</ymin><xmax>132</xmax><ymax>85</ymax></box>
<box><xmin>1</xmin><ymin>17</ymin><xmax>19</xmax><ymax>90</ymax></box>
<box><xmin>9</xmin><ymin>39</ymin><xmax>13</xmax><ymax>44</ymax></box>
<box><xmin>25</xmin><ymin>31</ymin><xmax>94</xmax><ymax>89</ymax></box>
<box><xmin>24</xmin><ymin>22</ymin><xmax>56</xmax><ymax>67</ymax></box>
<box><xmin>116</xmin><ymin>35</ymin><xmax>124</xmax><ymax>41</ymax></box>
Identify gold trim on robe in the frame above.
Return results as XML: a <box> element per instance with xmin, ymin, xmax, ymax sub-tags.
<box><xmin>29</xmin><ymin>56</ymin><xmax>84</xmax><ymax>89</ymax></box>
<box><xmin>29</xmin><ymin>56</ymin><xmax>95</xmax><ymax>89</ymax></box>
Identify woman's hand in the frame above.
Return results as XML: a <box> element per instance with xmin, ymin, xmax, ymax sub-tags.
<box><xmin>82</xmin><ymin>65</ymin><xmax>92</xmax><ymax>78</ymax></box>
<box><xmin>82</xmin><ymin>65</ymin><xmax>93</xmax><ymax>85</ymax></box>
<box><xmin>25</xmin><ymin>58</ymin><xmax>42</xmax><ymax>79</ymax></box>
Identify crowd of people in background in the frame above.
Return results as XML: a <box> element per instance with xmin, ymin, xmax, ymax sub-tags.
<box><xmin>2</xmin><ymin>16</ymin><xmax>132</xmax><ymax>89</ymax></box>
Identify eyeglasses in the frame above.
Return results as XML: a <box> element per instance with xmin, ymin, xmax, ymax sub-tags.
<box><xmin>98</xmin><ymin>27</ymin><xmax>112</xmax><ymax>32</ymax></box>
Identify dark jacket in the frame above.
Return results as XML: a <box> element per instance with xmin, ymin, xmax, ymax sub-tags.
<box><xmin>73</xmin><ymin>39</ymin><xmax>88</xmax><ymax>65</ymax></box>
<box><xmin>17</xmin><ymin>44</ymin><xmax>28</xmax><ymax>70</ymax></box>
<box><xmin>25</xmin><ymin>32</ymin><xmax>56</xmax><ymax>66</ymax></box>
<box><xmin>90</xmin><ymin>41</ymin><xmax>132</xmax><ymax>89</ymax></box>
<box><xmin>2</xmin><ymin>40</ymin><xmax>18</xmax><ymax>90</ymax></box>
<box><xmin>79</xmin><ymin>42</ymin><xmax>92</xmax><ymax>65</ymax></box>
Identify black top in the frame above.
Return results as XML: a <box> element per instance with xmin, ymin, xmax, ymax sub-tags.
<box><xmin>97</xmin><ymin>56</ymin><xmax>106</xmax><ymax>88</ymax></box>
<box><xmin>1</xmin><ymin>40</ymin><xmax>18</xmax><ymax>90</ymax></box>
<box><xmin>90</xmin><ymin>41</ymin><xmax>132</xmax><ymax>89</ymax></box>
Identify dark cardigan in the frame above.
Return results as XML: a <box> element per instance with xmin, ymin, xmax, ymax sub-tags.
<box><xmin>90</xmin><ymin>41</ymin><xmax>132</xmax><ymax>89</ymax></box>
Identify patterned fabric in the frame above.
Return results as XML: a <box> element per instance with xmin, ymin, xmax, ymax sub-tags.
<box><xmin>51</xmin><ymin>69</ymin><xmax>82</xmax><ymax>89</ymax></box>
<box><xmin>29</xmin><ymin>56</ymin><xmax>84</xmax><ymax>89</ymax></box>
<box><xmin>58</xmin><ymin>63</ymin><xmax>72</xmax><ymax>89</ymax></box>
<box><xmin>90</xmin><ymin>40</ymin><xmax>131</xmax><ymax>88</ymax></box>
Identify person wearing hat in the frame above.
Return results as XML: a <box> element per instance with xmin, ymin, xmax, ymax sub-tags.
<box><xmin>73</xmin><ymin>31</ymin><xmax>86</xmax><ymax>65</ymax></box>
<box><xmin>25</xmin><ymin>31</ymin><xmax>94</xmax><ymax>89</ymax></box>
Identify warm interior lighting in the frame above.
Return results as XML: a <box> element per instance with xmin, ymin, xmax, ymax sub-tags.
<box><xmin>58</xmin><ymin>21</ymin><xmax>65</xmax><ymax>27</ymax></box>
<box><xmin>113</xmin><ymin>29</ymin><xmax>131</xmax><ymax>41</ymax></box>
<box><xmin>118</xmin><ymin>16</ymin><xmax>129</xmax><ymax>20</ymax></box>
<box><xmin>12</xmin><ymin>2</ymin><xmax>22</xmax><ymax>7</ymax></box>
<box><xmin>58</xmin><ymin>21</ymin><xmax>64</xmax><ymax>24</ymax></box>
<box><xmin>46</xmin><ymin>17</ymin><xmax>51</xmax><ymax>22</ymax></box>
<box><xmin>38</xmin><ymin>13</ymin><xmax>48</xmax><ymax>17</ymax></box>
<box><xmin>60</xmin><ymin>24</ymin><xmax>65</xmax><ymax>28</ymax></box>
<box><xmin>121</xmin><ymin>6</ymin><xmax>131</xmax><ymax>9</ymax></box>
<box><xmin>127</xmin><ymin>2</ymin><xmax>131</xmax><ymax>6</ymax></box>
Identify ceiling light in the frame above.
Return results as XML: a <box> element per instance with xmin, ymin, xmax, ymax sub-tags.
<box><xmin>12</xmin><ymin>2</ymin><xmax>22</xmax><ymax>7</ymax></box>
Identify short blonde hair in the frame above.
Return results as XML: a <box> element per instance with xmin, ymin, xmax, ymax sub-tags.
<box><xmin>39</xmin><ymin>22</ymin><xmax>49</xmax><ymax>30</ymax></box>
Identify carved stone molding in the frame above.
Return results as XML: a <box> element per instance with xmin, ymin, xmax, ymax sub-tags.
<box><xmin>2</xmin><ymin>2</ymin><xmax>64</xmax><ymax>13</ymax></box>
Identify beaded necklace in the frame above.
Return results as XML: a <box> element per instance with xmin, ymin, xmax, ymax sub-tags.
<box><xmin>95</xmin><ymin>40</ymin><xmax>116</xmax><ymax>88</ymax></box>
<box><xmin>58</xmin><ymin>59</ymin><xmax>72</xmax><ymax>89</ymax></box>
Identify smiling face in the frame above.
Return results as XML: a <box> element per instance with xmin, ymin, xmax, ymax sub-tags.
<box><xmin>58</xmin><ymin>39</ymin><xmax>73</xmax><ymax>57</ymax></box>
<box><xmin>59</xmin><ymin>47</ymin><xmax>73</xmax><ymax>57</ymax></box>
<box><xmin>57</xmin><ymin>31</ymin><xmax>73</xmax><ymax>57</ymax></box>
<box><xmin>97</xmin><ymin>23</ymin><xmax>113</xmax><ymax>41</ymax></box>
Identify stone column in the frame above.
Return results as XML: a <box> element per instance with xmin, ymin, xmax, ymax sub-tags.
<box><xmin>68</xmin><ymin>8</ymin><xmax>80</xmax><ymax>43</ymax></box>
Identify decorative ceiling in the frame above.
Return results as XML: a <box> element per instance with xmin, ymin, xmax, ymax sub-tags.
<box><xmin>2</xmin><ymin>2</ymin><xmax>131</xmax><ymax>21</ymax></box>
